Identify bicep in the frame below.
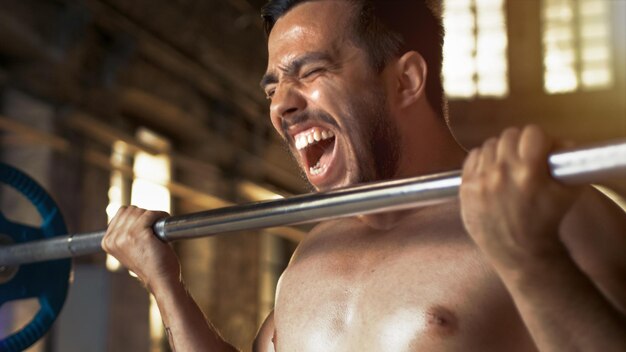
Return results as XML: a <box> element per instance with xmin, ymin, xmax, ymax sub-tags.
<box><xmin>561</xmin><ymin>186</ymin><xmax>626</xmax><ymax>312</ymax></box>
<box><xmin>253</xmin><ymin>311</ymin><xmax>276</xmax><ymax>352</ymax></box>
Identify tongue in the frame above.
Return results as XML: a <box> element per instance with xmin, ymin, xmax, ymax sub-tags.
<box><xmin>306</xmin><ymin>138</ymin><xmax>335</xmax><ymax>169</ymax></box>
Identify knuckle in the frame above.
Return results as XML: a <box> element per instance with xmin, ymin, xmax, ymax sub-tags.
<box><xmin>113</xmin><ymin>236</ymin><xmax>127</xmax><ymax>250</ymax></box>
<box><xmin>103</xmin><ymin>237</ymin><xmax>118</xmax><ymax>253</ymax></box>
<box><xmin>102</xmin><ymin>230</ymin><xmax>115</xmax><ymax>245</ymax></box>
<box><xmin>139</xmin><ymin>210</ymin><xmax>160</xmax><ymax>225</ymax></box>
<box><xmin>114</xmin><ymin>206</ymin><xmax>127</xmax><ymax>218</ymax></box>
<box><xmin>516</xmin><ymin>167</ymin><xmax>539</xmax><ymax>192</ymax></box>
<box><xmin>471</xmin><ymin>175</ymin><xmax>489</xmax><ymax>194</ymax></box>
<box><xmin>494</xmin><ymin>159</ymin><xmax>509</xmax><ymax>172</ymax></box>
<box><xmin>489</xmin><ymin>164</ymin><xmax>508</xmax><ymax>188</ymax></box>
<box><xmin>101</xmin><ymin>237</ymin><xmax>110</xmax><ymax>251</ymax></box>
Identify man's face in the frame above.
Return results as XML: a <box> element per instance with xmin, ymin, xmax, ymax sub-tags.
<box><xmin>261</xmin><ymin>0</ymin><xmax>400</xmax><ymax>191</ymax></box>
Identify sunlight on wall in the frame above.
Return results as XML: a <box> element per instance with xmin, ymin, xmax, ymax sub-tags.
<box><xmin>443</xmin><ymin>0</ymin><xmax>509</xmax><ymax>99</ymax></box>
<box><xmin>542</xmin><ymin>0</ymin><xmax>613</xmax><ymax>93</ymax></box>
<box><xmin>130</xmin><ymin>152</ymin><xmax>171</xmax><ymax>212</ymax></box>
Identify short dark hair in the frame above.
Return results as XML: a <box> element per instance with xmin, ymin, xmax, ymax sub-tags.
<box><xmin>261</xmin><ymin>0</ymin><xmax>445</xmax><ymax>120</ymax></box>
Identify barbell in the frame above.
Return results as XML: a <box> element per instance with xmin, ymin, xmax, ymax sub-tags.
<box><xmin>0</xmin><ymin>139</ymin><xmax>625</xmax><ymax>351</ymax></box>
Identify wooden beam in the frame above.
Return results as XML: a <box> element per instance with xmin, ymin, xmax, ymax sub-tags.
<box><xmin>65</xmin><ymin>111</ymin><xmax>223</xmax><ymax>175</ymax></box>
<box><xmin>0</xmin><ymin>11</ymin><xmax>56</xmax><ymax>62</ymax></box>
<box><xmin>85</xmin><ymin>0</ymin><xmax>267</xmax><ymax>125</ymax></box>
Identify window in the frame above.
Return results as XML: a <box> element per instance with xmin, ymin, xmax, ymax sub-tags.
<box><xmin>443</xmin><ymin>0</ymin><xmax>509</xmax><ymax>98</ymax></box>
<box><xmin>542</xmin><ymin>0</ymin><xmax>613</xmax><ymax>93</ymax></box>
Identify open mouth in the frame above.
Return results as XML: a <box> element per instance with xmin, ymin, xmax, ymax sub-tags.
<box><xmin>294</xmin><ymin>127</ymin><xmax>337</xmax><ymax>177</ymax></box>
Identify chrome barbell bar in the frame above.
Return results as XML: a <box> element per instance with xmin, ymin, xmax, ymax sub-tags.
<box><xmin>1</xmin><ymin>139</ymin><xmax>625</xmax><ymax>267</ymax></box>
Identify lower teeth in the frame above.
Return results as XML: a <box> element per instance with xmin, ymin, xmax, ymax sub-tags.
<box><xmin>310</xmin><ymin>161</ymin><xmax>324</xmax><ymax>175</ymax></box>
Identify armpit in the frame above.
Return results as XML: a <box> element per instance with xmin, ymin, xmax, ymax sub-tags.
<box><xmin>253</xmin><ymin>310</ymin><xmax>276</xmax><ymax>352</ymax></box>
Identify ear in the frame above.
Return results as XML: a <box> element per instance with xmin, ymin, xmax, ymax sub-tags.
<box><xmin>394</xmin><ymin>51</ymin><xmax>427</xmax><ymax>109</ymax></box>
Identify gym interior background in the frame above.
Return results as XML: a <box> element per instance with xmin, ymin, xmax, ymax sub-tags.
<box><xmin>0</xmin><ymin>0</ymin><xmax>624</xmax><ymax>351</ymax></box>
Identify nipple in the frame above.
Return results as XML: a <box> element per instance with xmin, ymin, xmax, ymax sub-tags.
<box><xmin>425</xmin><ymin>306</ymin><xmax>459</xmax><ymax>336</ymax></box>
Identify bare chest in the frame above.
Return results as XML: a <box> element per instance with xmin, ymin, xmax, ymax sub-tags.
<box><xmin>273</xmin><ymin>223</ymin><xmax>536</xmax><ymax>352</ymax></box>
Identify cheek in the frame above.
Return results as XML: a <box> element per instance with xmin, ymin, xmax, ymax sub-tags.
<box><xmin>305</xmin><ymin>83</ymin><xmax>331</xmax><ymax>107</ymax></box>
<box><xmin>310</xmin><ymin>89</ymin><xmax>321</xmax><ymax>101</ymax></box>
<box><xmin>305</xmin><ymin>81</ymin><xmax>348</xmax><ymax>117</ymax></box>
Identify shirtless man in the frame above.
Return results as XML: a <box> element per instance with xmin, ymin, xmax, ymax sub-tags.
<box><xmin>102</xmin><ymin>1</ymin><xmax>626</xmax><ymax>351</ymax></box>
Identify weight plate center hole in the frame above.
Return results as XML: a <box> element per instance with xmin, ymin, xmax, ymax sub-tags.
<box><xmin>0</xmin><ymin>234</ymin><xmax>19</xmax><ymax>284</ymax></box>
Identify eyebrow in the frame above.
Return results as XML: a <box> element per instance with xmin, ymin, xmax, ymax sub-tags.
<box><xmin>260</xmin><ymin>52</ymin><xmax>333</xmax><ymax>90</ymax></box>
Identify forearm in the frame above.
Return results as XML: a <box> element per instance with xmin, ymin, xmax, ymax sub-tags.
<box><xmin>151</xmin><ymin>277</ymin><xmax>239</xmax><ymax>352</ymax></box>
<box><xmin>494</xmin><ymin>249</ymin><xmax>626</xmax><ymax>352</ymax></box>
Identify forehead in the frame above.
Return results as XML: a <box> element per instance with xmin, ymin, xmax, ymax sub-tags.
<box><xmin>267</xmin><ymin>0</ymin><xmax>356</xmax><ymax>67</ymax></box>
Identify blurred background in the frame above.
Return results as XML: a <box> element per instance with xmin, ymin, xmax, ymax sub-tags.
<box><xmin>0</xmin><ymin>0</ymin><xmax>624</xmax><ymax>351</ymax></box>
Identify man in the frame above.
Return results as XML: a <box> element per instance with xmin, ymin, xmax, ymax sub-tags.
<box><xmin>102</xmin><ymin>1</ymin><xmax>626</xmax><ymax>351</ymax></box>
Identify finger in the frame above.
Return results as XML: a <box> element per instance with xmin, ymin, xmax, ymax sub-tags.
<box><xmin>106</xmin><ymin>206</ymin><xmax>142</xmax><ymax>249</ymax></box>
<box><xmin>477</xmin><ymin>138</ymin><xmax>498</xmax><ymax>172</ymax></box>
<box><xmin>118</xmin><ymin>205</ymin><xmax>146</xmax><ymax>239</ymax></box>
<box><xmin>519</xmin><ymin>125</ymin><xmax>552</xmax><ymax>163</ymax></box>
<box><xmin>103</xmin><ymin>205</ymin><xmax>129</xmax><ymax>249</ymax></box>
<box><xmin>137</xmin><ymin>211</ymin><xmax>171</xmax><ymax>237</ymax></box>
<box><xmin>107</xmin><ymin>205</ymin><xmax>128</xmax><ymax>231</ymax></box>
<box><xmin>496</xmin><ymin>128</ymin><xmax>521</xmax><ymax>162</ymax></box>
<box><xmin>147</xmin><ymin>210</ymin><xmax>170</xmax><ymax>224</ymax></box>
<box><xmin>463</xmin><ymin>148</ymin><xmax>480</xmax><ymax>177</ymax></box>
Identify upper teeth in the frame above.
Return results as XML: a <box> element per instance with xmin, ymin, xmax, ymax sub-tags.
<box><xmin>295</xmin><ymin>128</ymin><xmax>335</xmax><ymax>150</ymax></box>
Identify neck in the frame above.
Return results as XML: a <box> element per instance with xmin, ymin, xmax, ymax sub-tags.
<box><xmin>394</xmin><ymin>103</ymin><xmax>466</xmax><ymax>178</ymax></box>
<box><xmin>360</xmin><ymin>102</ymin><xmax>466</xmax><ymax>230</ymax></box>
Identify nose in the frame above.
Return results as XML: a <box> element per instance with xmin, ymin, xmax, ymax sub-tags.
<box><xmin>270</xmin><ymin>83</ymin><xmax>306</xmax><ymax>125</ymax></box>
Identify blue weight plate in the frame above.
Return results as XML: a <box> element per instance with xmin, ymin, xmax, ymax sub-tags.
<box><xmin>0</xmin><ymin>163</ymin><xmax>72</xmax><ymax>352</ymax></box>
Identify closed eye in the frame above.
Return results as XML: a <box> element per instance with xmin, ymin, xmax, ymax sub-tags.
<box><xmin>302</xmin><ymin>68</ymin><xmax>324</xmax><ymax>79</ymax></box>
<box><xmin>265</xmin><ymin>88</ymin><xmax>276</xmax><ymax>100</ymax></box>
